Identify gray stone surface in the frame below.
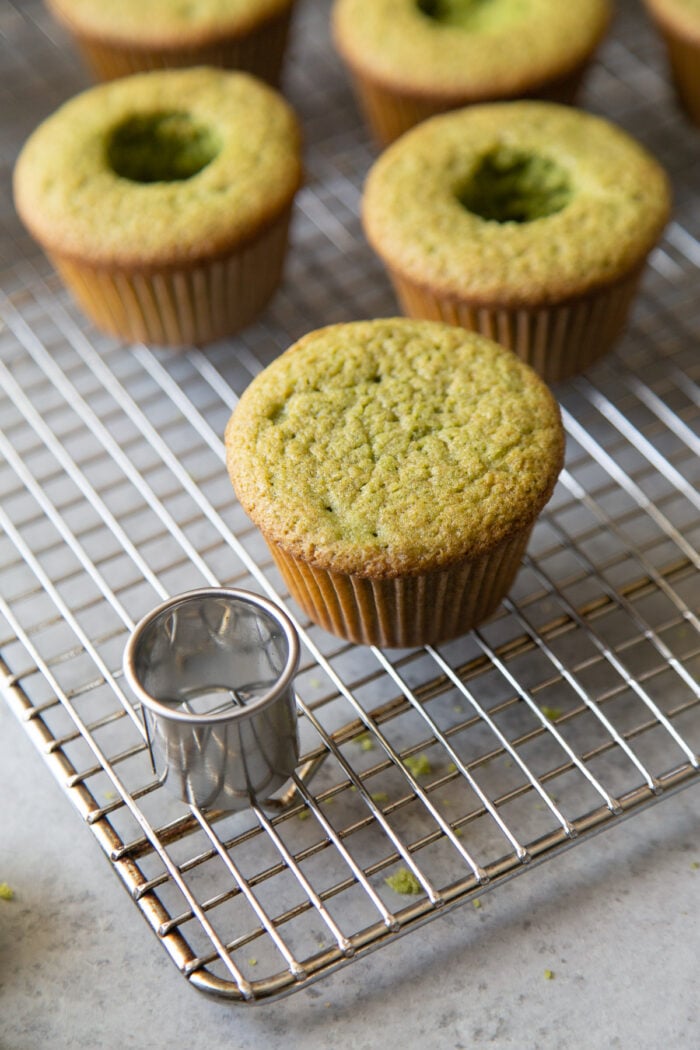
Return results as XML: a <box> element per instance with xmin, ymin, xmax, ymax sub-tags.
<box><xmin>2</xmin><ymin>700</ymin><xmax>698</xmax><ymax>1050</ymax></box>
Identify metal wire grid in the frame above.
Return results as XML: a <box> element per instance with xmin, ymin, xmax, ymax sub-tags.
<box><xmin>1</xmin><ymin>0</ymin><xmax>699</xmax><ymax>1004</ymax></box>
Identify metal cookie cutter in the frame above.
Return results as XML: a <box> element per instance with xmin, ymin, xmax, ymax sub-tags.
<box><xmin>123</xmin><ymin>588</ymin><xmax>300</xmax><ymax>811</ymax></box>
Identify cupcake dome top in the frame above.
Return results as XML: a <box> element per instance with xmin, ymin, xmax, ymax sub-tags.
<box><xmin>13</xmin><ymin>67</ymin><xmax>302</xmax><ymax>268</ymax></box>
<box><xmin>362</xmin><ymin>101</ymin><xmax>671</xmax><ymax>306</ymax></box>
<box><xmin>45</xmin><ymin>0</ymin><xmax>295</xmax><ymax>45</ymax></box>
<box><xmin>225</xmin><ymin>319</ymin><xmax>564</xmax><ymax>578</ymax></box>
<box><xmin>333</xmin><ymin>0</ymin><xmax>611</xmax><ymax>98</ymax></box>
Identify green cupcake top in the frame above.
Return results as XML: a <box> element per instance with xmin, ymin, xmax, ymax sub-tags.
<box><xmin>333</xmin><ymin>0</ymin><xmax>611</xmax><ymax>98</ymax></box>
<box><xmin>362</xmin><ymin>101</ymin><xmax>671</xmax><ymax>306</ymax></box>
<box><xmin>46</xmin><ymin>0</ymin><xmax>294</xmax><ymax>45</ymax></box>
<box><xmin>225</xmin><ymin>319</ymin><xmax>564</xmax><ymax>578</ymax></box>
<box><xmin>13</xmin><ymin>67</ymin><xmax>302</xmax><ymax>268</ymax></box>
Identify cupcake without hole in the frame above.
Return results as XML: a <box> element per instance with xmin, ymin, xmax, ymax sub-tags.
<box><xmin>643</xmin><ymin>0</ymin><xmax>700</xmax><ymax>124</ymax></box>
<box><xmin>332</xmin><ymin>0</ymin><xmax>611</xmax><ymax>145</ymax></box>
<box><xmin>44</xmin><ymin>0</ymin><xmax>297</xmax><ymax>86</ymax></box>
<box><xmin>13</xmin><ymin>67</ymin><xmax>303</xmax><ymax>347</ymax></box>
<box><xmin>225</xmin><ymin>318</ymin><xmax>565</xmax><ymax>649</ymax></box>
<box><xmin>362</xmin><ymin>101</ymin><xmax>671</xmax><ymax>383</ymax></box>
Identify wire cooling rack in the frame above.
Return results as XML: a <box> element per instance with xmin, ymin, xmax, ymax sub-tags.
<box><xmin>1</xmin><ymin>0</ymin><xmax>699</xmax><ymax>1004</ymax></box>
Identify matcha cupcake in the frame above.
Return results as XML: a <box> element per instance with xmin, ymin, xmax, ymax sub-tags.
<box><xmin>225</xmin><ymin>318</ymin><xmax>564</xmax><ymax>648</ymax></box>
<box><xmin>13</xmin><ymin>67</ymin><xmax>303</xmax><ymax>347</ymax></box>
<box><xmin>643</xmin><ymin>0</ymin><xmax>700</xmax><ymax>124</ymax></box>
<box><xmin>44</xmin><ymin>0</ymin><xmax>297</xmax><ymax>86</ymax></box>
<box><xmin>332</xmin><ymin>0</ymin><xmax>611</xmax><ymax>145</ymax></box>
<box><xmin>363</xmin><ymin>102</ymin><xmax>671</xmax><ymax>383</ymax></box>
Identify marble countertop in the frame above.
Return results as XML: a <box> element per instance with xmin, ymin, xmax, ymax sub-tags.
<box><xmin>3</xmin><ymin>699</ymin><xmax>698</xmax><ymax>1050</ymax></box>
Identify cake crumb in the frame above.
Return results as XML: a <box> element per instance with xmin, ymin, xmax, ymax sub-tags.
<box><xmin>544</xmin><ymin>969</ymin><xmax>555</xmax><ymax>980</ymax></box>
<box><xmin>541</xmin><ymin>706</ymin><xmax>562</xmax><ymax>722</ymax></box>
<box><xmin>404</xmin><ymin>753</ymin><xmax>432</xmax><ymax>777</ymax></box>
<box><xmin>385</xmin><ymin>868</ymin><xmax>422</xmax><ymax>895</ymax></box>
<box><xmin>0</xmin><ymin>883</ymin><xmax>14</xmax><ymax>902</ymax></box>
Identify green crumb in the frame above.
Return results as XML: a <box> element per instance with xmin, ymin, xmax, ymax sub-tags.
<box><xmin>309</xmin><ymin>677</ymin><xmax>323</xmax><ymax>689</ymax></box>
<box><xmin>544</xmin><ymin>969</ymin><xmax>555</xmax><ymax>980</ymax></box>
<box><xmin>453</xmin><ymin>827</ymin><xmax>463</xmax><ymax>838</ymax></box>
<box><xmin>356</xmin><ymin>732</ymin><xmax>375</xmax><ymax>752</ymax></box>
<box><xmin>540</xmin><ymin>706</ymin><xmax>562</xmax><ymax>722</ymax></box>
<box><xmin>385</xmin><ymin>868</ymin><xmax>422</xmax><ymax>895</ymax></box>
<box><xmin>371</xmin><ymin>792</ymin><xmax>389</xmax><ymax>804</ymax></box>
<box><xmin>691</xmin><ymin>861</ymin><xmax>699</xmax><ymax>871</ymax></box>
<box><xmin>404</xmin><ymin>753</ymin><xmax>432</xmax><ymax>777</ymax></box>
<box><xmin>0</xmin><ymin>883</ymin><xmax>14</xmax><ymax>901</ymax></box>
<box><xmin>297</xmin><ymin>808</ymin><xmax>310</xmax><ymax>821</ymax></box>
<box><xmin>472</xmin><ymin>898</ymin><xmax>482</xmax><ymax>909</ymax></box>
<box><xmin>446</xmin><ymin>762</ymin><xmax>458</xmax><ymax>774</ymax></box>
<box><xmin>248</xmin><ymin>958</ymin><xmax>258</xmax><ymax>967</ymax></box>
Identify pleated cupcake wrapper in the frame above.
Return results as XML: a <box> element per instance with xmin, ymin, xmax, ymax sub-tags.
<box><xmin>68</xmin><ymin>8</ymin><xmax>293</xmax><ymax>85</ymax></box>
<box><xmin>266</xmin><ymin>528</ymin><xmax>532</xmax><ymax>649</ymax></box>
<box><xmin>349</xmin><ymin>74</ymin><xmax>452</xmax><ymax>148</ymax></box>
<box><xmin>345</xmin><ymin>62</ymin><xmax>587</xmax><ymax>147</ymax></box>
<box><xmin>49</xmin><ymin>206</ymin><xmax>293</xmax><ymax>348</ymax></box>
<box><xmin>388</xmin><ymin>265</ymin><xmax>644</xmax><ymax>384</ymax></box>
<box><xmin>652</xmin><ymin>27</ymin><xmax>700</xmax><ymax>126</ymax></box>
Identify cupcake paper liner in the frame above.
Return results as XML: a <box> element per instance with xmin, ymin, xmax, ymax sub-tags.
<box><xmin>66</xmin><ymin>8</ymin><xmax>293</xmax><ymax>85</ymax></box>
<box><xmin>387</xmin><ymin>265</ymin><xmax>644</xmax><ymax>384</ymax></box>
<box><xmin>267</xmin><ymin>527</ymin><xmax>533</xmax><ymax>649</ymax></box>
<box><xmin>652</xmin><ymin>27</ymin><xmax>700</xmax><ymax>125</ymax></box>
<box><xmin>50</xmin><ymin>206</ymin><xmax>293</xmax><ymax>347</ymax></box>
<box><xmin>345</xmin><ymin>62</ymin><xmax>587</xmax><ymax>147</ymax></box>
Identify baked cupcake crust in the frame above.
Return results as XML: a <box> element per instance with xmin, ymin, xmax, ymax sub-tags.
<box><xmin>225</xmin><ymin>319</ymin><xmax>564</xmax><ymax>578</ymax></box>
<box><xmin>333</xmin><ymin>0</ymin><xmax>611</xmax><ymax>100</ymax></box>
<box><xmin>13</xmin><ymin>67</ymin><xmax>302</xmax><ymax>269</ymax></box>
<box><xmin>362</xmin><ymin>101</ymin><xmax>671</xmax><ymax>307</ymax></box>
<box><xmin>45</xmin><ymin>0</ymin><xmax>295</xmax><ymax>49</ymax></box>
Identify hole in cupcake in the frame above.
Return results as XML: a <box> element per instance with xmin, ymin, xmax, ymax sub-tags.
<box><xmin>107</xmin><ymin>112</ymin><xmax>221</xmax><ymax>184</ymax></box>
<box><xmin>417</xmin><ymin>0</ymin><xmax>525</xmax><ymax>30</ymax></box>
<box><xmin>457</xmin><ymin>148</ymin><xmax>572</xmax><ymax>223</ymax></box>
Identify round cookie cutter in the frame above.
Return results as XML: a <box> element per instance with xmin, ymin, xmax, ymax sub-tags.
<box><xmin>123</xmin><ymin>588</ymin><xmax>300</xmax><ymax>811</ymax></box>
